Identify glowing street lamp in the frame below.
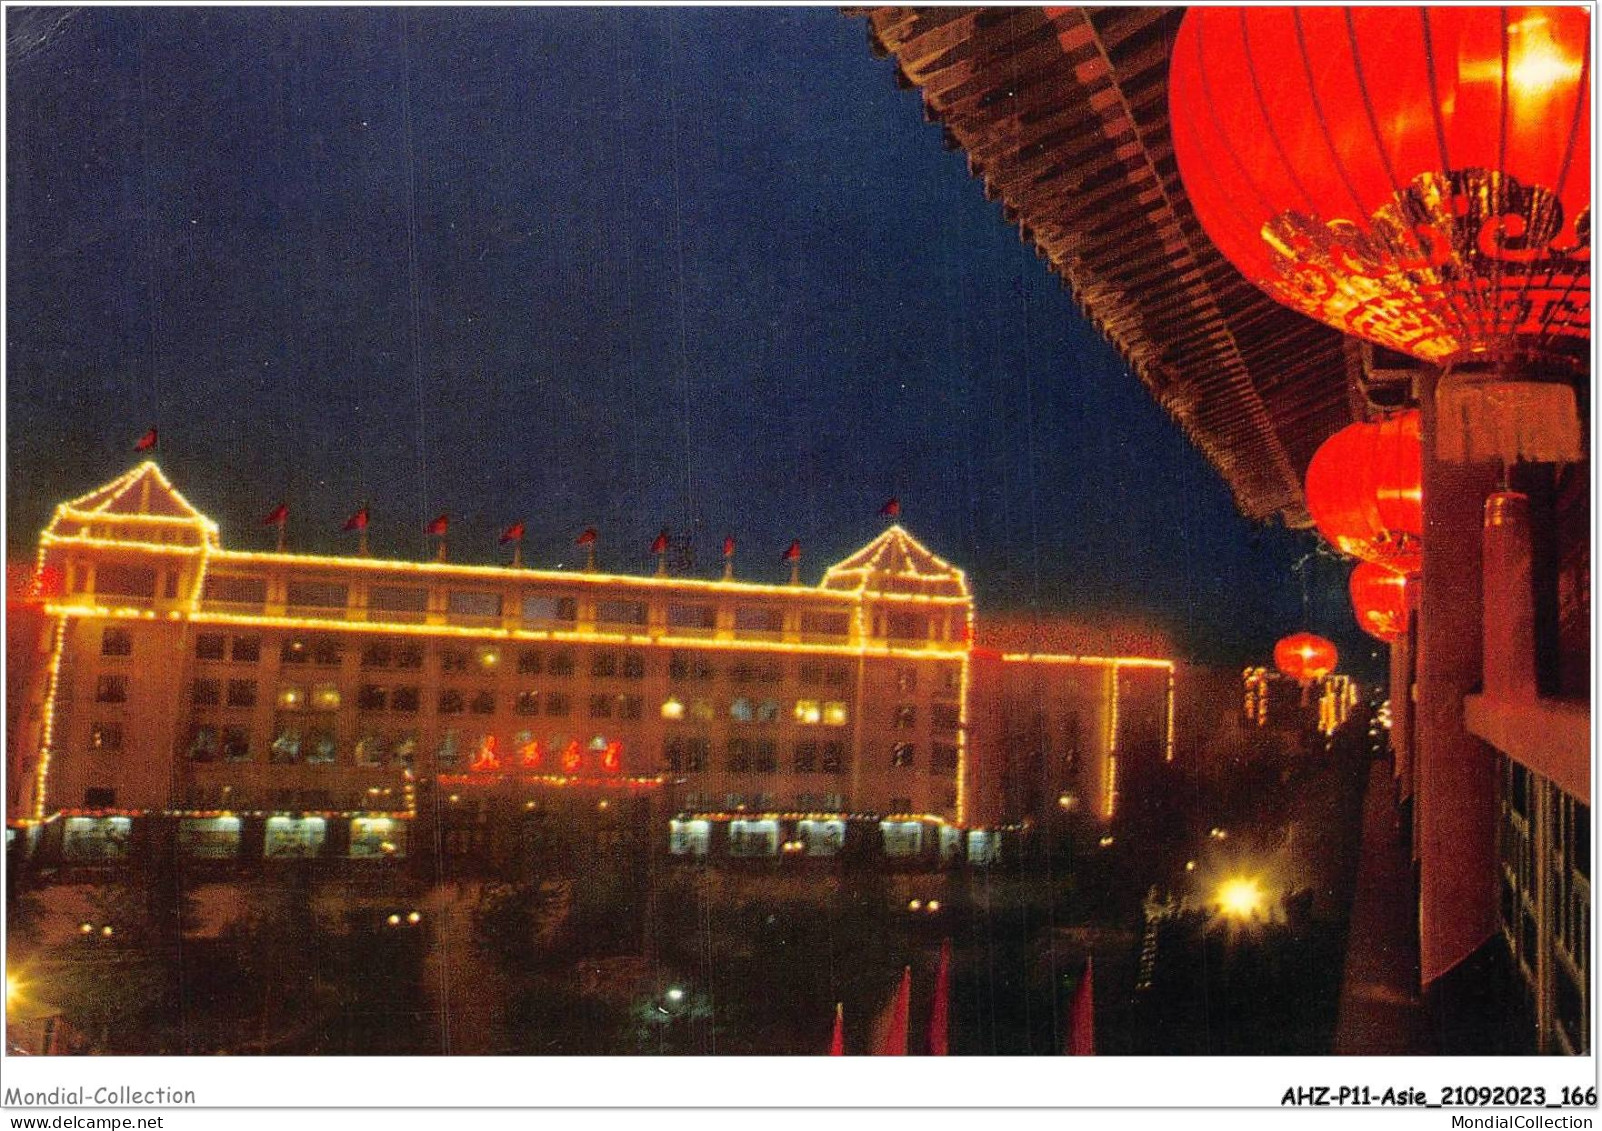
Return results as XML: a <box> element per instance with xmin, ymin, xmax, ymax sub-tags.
<box><xmin>1216</xmin><ymin>877</ymin><xmax>1266</xmax><ymax>921</ymax></box>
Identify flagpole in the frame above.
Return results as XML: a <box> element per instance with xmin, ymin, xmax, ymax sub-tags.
<box><xmin>512</xmin><ymin>543</ymin><xmax>523</xmax><ymax>568</ymax></box>
<box><xmin>276</xmin><ymin>520</ymin><xmax>287</xmax><ymax>554</ymax></box>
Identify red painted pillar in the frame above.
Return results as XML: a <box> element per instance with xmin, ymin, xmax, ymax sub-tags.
<box><xmin>1415</xmin><ymin>370</ymin><xmax>1501</xmax><ymax>986</ymax></box>
<box><xmin>1482</xmin><ymin>491</ymin><xmax>1537</xmax><ymax>701</ymax></box>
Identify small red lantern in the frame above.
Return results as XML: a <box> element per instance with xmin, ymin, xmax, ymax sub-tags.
<box><xmin>1169</xmin><ymin>7</ymin><xmax>1590</xmax><ymax>366</ymax></box>
<box><xmin>1304</xmin><ymin>411</ymin><xmax>1423</xmax><ymax>571</ymax></box>
<box><xmin>1349</xmin><ymin>562</ymin><xmax>1410</xmax><ymax>643</ymax></box>
<box><xmin>1275</xmin><ymin>632</ymin><xmax>1338</xmax><ymax>685</ymax></box>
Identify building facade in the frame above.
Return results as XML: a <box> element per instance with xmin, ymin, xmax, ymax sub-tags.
<box><xmin>8</xmin><ymin>463</ymin><xmax>1173</xmax><ymax>869</ymax></box>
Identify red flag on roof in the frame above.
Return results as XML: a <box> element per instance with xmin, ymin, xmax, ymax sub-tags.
<box><xmin>134</xmin><ymin>427</ymin><xmax>158</xmax><ymax>452</ymax></box>
<box><xmin>499</xmin><ymin>521</ymin><xmax>525</xmax><ymax>544</ymax></box>
<box><xmin>1065</xmin><ymin>957</ymin><xmax>1095</xmax><ymax>1056</ymax></box>
<box><xmin>783</xmin><ymin>539</ymin><xmax>801</xmax><ymax>562</ymax></box>
<box><xmin>872</xmin><ymin>967</ymin><xmax>911</xmax><ymax>1055</ymax></box>
<box><xmin>576</xmin><ymin>527</ymin><xmax>598</xmax><ymax>547</ymax></box>
<box><xmin>880</xmin><ymin>497</ymin><xmax>901</xmax><ymax>518</ymax></box>
<box><xmin>262</xmin><ymin>503</ymin><xmax>289</xmax><ymax>527</ymax></box>
<box><xmin>650</xmin><ymin>528</ymin><xmax>670</xmax><ymax>555</ymax></box>
<box><xmin>343</xmin><ymin>507</ymin><xmax>369</xmax><ymax>532</ymax></box>
<box><xmin>723</xmin><ymin>535</ymin><xmax>736</xmax><ymax>558</ymax></box>
<box><xmin>426</xmin><ymin>513</ymin><xmax>449</xmax><ymax>537</ymax></box>
<box><xmin>929</xmin><ymin>938</ymin><xmax>951</xmax><ymax>1055</ymax></box>
<box><xmin>829</xmin><ymin>1002</ymin><xmax>845</xmax><ymax>1056</ymax></box>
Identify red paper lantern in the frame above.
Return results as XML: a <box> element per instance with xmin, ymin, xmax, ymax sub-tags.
<box><xmin>1349</xmin><ymin>561</ymin><xmax>1411</xmax><ymax>643</ymax></box>
<box><xmin>1304</xmin><ymin>410</ymin><xmax>1423</xmax><ymax>571</ymax></box>
<box><xmin>1275</xmin><ymin>632</ymin><xmax>1338</xmax><ymax>684</ymax></box>
<box><xmin>1169</xmin><ymin>7</ymin><xmax>1590</xmax><ymax>366</ymax></box>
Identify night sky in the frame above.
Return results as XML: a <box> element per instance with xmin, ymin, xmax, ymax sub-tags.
<box><xmin>6</xmin><ymin>7</ymin><xmax>1374</xmax><ymax>672</ymax></box>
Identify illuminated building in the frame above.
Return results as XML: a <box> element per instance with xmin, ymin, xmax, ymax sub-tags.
<box><xmin>8</xmin><ymin>463</ymin><xmax>1174</xmax><ymax>867</ymax></box>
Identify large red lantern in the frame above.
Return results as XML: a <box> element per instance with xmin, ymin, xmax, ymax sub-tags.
<box><xmin>1169</xmin><ymin>7</ymin><xmax>1590</xmax><ymax>367</ymax></box>
<box><xmin>1349</xmin><ymin>562</ymin><xmax>1411</xmax><ymax>643</ymax></box>
<box><xmin>1275</xmin><ymin>632</ymin><xmax>1338</xmax><ymax>685</ymax></box>
<box><xmin>1304</xmin><ymin>410</ymin><xmax>1423</xmax><ymax>570</ymax></box>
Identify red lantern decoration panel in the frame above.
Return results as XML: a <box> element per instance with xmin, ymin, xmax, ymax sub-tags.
<box><xmin>1275</xmin><ymin>632</ymin><xmax>1338</xmax><ymax>684</ymax></box>
<box><xmin>1350</xmin><ymin>561</ymin><xmax>1411</xmax><ymax>643</ymax></box>
<box><xmin>1304</xmin><ymin>410</ymin><xmax>1423</xmax><ymax>570</ymax></box>
<box><xmin>1169</xmin><ymin>7</ymin><xmax>1590</xmax><ymax>365</ymax></box>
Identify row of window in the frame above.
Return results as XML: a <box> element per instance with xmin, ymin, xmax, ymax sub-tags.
<box><xmin>204</xmin><ymin>576</ymin><xmax>862</xmax><ymax>637</ymax></box>
<box><xmin>107</xmin><ymin>628</ymin><xmax>958</xmax><ymax>692</ymax></box>
<box><xmin>662</xmin><ymin>738</ymin><xmax>954</xmax><ymax>774</ymax></box>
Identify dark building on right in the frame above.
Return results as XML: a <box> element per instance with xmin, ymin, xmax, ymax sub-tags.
<box><xmin>859</xmin><ymin>6</ymin><xmax>1589</xmax><ymax>1053</ymax></box>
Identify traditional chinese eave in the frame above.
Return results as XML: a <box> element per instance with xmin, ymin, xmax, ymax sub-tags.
<box><xmin>852</xmin><ymin>6</ymin><xmax>1358</xmax><ymax>527</ymax></box>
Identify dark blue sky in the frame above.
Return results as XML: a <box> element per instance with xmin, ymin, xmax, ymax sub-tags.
<box><xmin>6</xmin><ymin>7</ymin><xmax>1370</xmax><ymax>670</ymax></box>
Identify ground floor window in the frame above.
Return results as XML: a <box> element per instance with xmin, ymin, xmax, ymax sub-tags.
<box><xmin>669</xmin><ymin>819</ymin><xmax>710</xmax><ymax>857</ymax></box>
<box><xmin>967</xmin><ymin>829</ymin><xmax>999</xmax><ymax>866</ymax></box>
<box><xmin>61</xmin><ymin>816</ymin><xmax>132</xmax><ymax>861</ymax></box>
<box><xmin>178</xmin><ymin>816</ymin><xmax>241</xmax><ymax>859</ymax></box>
<box><xmin>265</xmin><ymin>816</ymin><xmax>327</xmax><ymax>858</ymax></box>
<box><xmin>798</xmin><ymin>819</ymin><xmax>845</xmax><ymax>857</ymax></box>
<box><xmin>880</xmin><ymin>821</ymin><xmax>923</xmax><ymax>858</ymax></box>
<box><xmin>729</xmin><ymin>819</ymin><xmax>779</xmax><ymax>857</ymax></box>
<box><xmin>350</xmin><ymin>817</ymin><xmax>406</xmax><ymax>858</ymax></box>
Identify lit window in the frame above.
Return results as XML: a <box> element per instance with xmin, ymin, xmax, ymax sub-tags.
<box><xmin>270</xmin><ymin>726</ymin><xmax>302</xmax><ymax>764</ymax></box>
<box><xmin>187</xmin><ymin>725</ymin><xmax>221</xmax><ymax>762</ymax></box>
<box><xmin>393</xmin><ymin>733</ymin><xmax>418</xmax><ymax>768</ymax></box>
<box><xmin>101</xmin><ymin>627</ymin><xmax>133</xmax><ymax>657</ymax></box>
<box><xmin>281</xmin><ymin>638</ymin><xmax>310</xmax><ymax>664</ymax></box>
<box><xmin>823</xmin><ymin>702</ymin><xmax>849</xmax><ymax>727</ymax></box>
<box><xmin>475</xmin><ymin>647</ymin><xmax>501</xmax><ymax>671</ymax></box>
<box><xmin>690</xmin><ymin>699</ymin><xmax>714</xmax><ymax>722</ymax></box>
<box><xmin>661</xmin><ymin>697</ymin><xmax>686</xmax><ymax>721</ymax></box>
<box><xmin>356</xmin><ymin>733</ymin><xmax>390</xmax><ymax>767</ymax></box>
<box><xmin>313</xmin><ymin>684</ymin><xmax>341</xmax><ymax>710</ymax></box>
<box><xmin>756</xmin><ymin>699</ymin><xmax>780</xmax><ymax>724</ymax></box>
<box><xmin>277</xmin><ymin>685</ymin><xmax>305</xmax><ymax>709</ymax></box>
<box><xmin>891</xmin><ymin>742</ymin><xmax>916</xmax><ymax>768</ymax></box>
<box><xmin>730</xmin><ymin>697</ymin><xmax>755</xmax><ymax>724</ymax></box>
<box><xmin>794</xmin><ymin>699</ymin><xmax>821</xmax><ymax>725</ymax></box>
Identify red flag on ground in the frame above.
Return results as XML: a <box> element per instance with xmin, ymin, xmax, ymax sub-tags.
<box><xmin>723</xmin><ymin>535</ymin><xmax>736</xmax><ymax>558</ymax></box>
<box><xmin>783</xmin><ymin>539</ymin><xmax>801</xmax><ymax>562</ymax></box>
<box><xmin>426</xmin><ymin>513</ymin><xmax>449</xmax><ymax>537</ymax></box>
<box><xmin>1066</xmin><ymin>957</ymin><xmax>1095</xmax><ymax>1055</ymax></box>
<box><xmin>343</xmin><ymin>507</ymin><xmax>369</xmax><ymax>532</ymax></box>
<box><xmin>829</xmin><ymin>1002</ymin><xmax>845</xmax><ymax>1056</ymax></box>
<box><xmin>873</xmin><ymin>966</ymin><xmax>912</xmax><ymax>1055</ymax></box>
<box><xmin>880</xmin><ymin>497</ymin><xmax>901</xmax><ymax>518</ymax></box>
<box><xmin>650</xmin><ymin>528</ymin><xmax>670</xmax><ymax>555</ymax></box>
<box><xmin>929</xmin><ymin>939</ymin><xmax>951</xmax><ymax>1055</ymax></box>
<box><xmin>576</xmin><ymin>527</ymin><xmax>598</xmax><ymax>546</ymax></box>
<box><xmin>499</xmin><ymin>521</ymin><xmax>525</xmax><ymax>544</ymax></box>
<box><xmin>134</xmin><ymin>427</ymin><xmax>158</xmax><ymax>452</ymax></box>
<box><xmin>262</xmin><ymin>503</ymin><xmax>289</xmax><ymax>527</ymax></box>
